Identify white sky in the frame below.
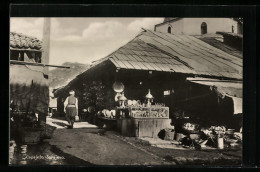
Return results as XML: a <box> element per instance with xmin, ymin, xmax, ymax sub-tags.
<box><xmin>10</xmin><ymin>17</ymin><xmax>163</xmax><ymax>65</ymax></box>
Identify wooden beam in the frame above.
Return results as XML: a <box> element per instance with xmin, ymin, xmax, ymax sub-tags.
<box><xmin>10</xmin><ymin>48</ymin><xmax>42</xmax><ymax>52</ymax></box>
<box><xmin>10</xmin><ymin>60</ymin><xmax>70</xmax><ymax>68</ymax></box>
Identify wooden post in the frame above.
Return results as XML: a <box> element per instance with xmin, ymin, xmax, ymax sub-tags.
<box><xmin>42</xmin><ymin>18</ymin><xmax>51</xmax><ymax>76</ymax></box>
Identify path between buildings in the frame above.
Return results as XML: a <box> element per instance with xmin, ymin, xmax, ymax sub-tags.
<box><xmin>46</xmin><ymin>117</ymin><xmax>172</xmax><ymax>165</ymax></box>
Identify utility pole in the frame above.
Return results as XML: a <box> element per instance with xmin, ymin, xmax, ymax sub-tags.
<box><xmin>40</xmin><ymin>18</ymin><xmax>51</xmax><ymax>122</ymax></box>
<box><xmin>42</xmin><ymin>18</ymin><xmax>51</xmax><ymax>76</ymax></box>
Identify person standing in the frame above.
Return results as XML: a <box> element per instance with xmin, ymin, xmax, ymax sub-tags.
<box><xmin>64</xmin><ymin>90</ymin><xmax>78</xmax><ymax>129</ymax></box>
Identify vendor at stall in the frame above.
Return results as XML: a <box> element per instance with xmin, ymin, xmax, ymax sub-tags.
<box><xmin>64</xmin><ymin>90</ymin><xmax>78</xmax><ymax>129</ymax></box>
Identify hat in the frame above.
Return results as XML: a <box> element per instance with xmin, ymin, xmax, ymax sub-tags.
<box><xmin>69</xmin><ymin>90</ymin><xmax>75</xmax><ymax>95</ymax></box>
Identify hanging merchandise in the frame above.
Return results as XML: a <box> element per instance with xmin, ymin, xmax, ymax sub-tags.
<box><xmin>145</xmin><ymin>89</ymin><xmax>154</xmax><ymax>107</ymax></box>
<box><xmin>118</xmin><ymin>92</ymin><xmax>127</xmax><ymax>107</ymax></box>
<box><xmin>230</xmin><ymin>96</ymin><xmax>242</xmax><ymax>114</ymax></box>
<box><xmin>114</xmin><ymin>92</ymin><xmax>121</xmax><ymax>102</ymax></box>
<box><xmin>146</xmin><ymin>89</ymin><xmax>154</xmax><ymax>99</ymax></box>
<box><xmin>113</xmin><ymin>81</ymin><xmax>125</xmax><ymax>93</ymax></box>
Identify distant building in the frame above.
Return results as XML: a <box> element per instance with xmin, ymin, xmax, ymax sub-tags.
<box><xmin>154</xmin><ymin>18</ymin><xmax>243</xmax><ymax>35</ymax></box>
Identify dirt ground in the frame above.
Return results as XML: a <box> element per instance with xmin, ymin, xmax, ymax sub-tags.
<box><xmin>45</xmin><ymin>117</ymin><xmax>242</xmax><ymax>166</ymax></box>
<box><xmin>48</xmin><ymin>128</ymin><xmax>171</xmax><ymax>165</ymax></box>
<box><xmin>120</xmin><ymin>134</ymin><xmax>242</xmax><ymax>166</ymax></box>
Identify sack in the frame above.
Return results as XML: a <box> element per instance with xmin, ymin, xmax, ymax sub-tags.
<box><xmin>75</xmin><ymin>115</ymin><xmax>79</xmax><ymax>122</ymax></box>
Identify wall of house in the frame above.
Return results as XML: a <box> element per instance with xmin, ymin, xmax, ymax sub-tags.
<box><xmin>155</xmin><ymin>19</ymin><xmax>185</xmax><ymax>34</ymax></box>
<box><xmin>155</xmin><ymin>18</ymin><xmax>238</xmax><ymax>35</ymax></box>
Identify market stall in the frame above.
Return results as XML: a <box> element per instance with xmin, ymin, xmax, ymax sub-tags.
<box><xmin>113</xmin><ymin>86</ymin><xmax>172</xmax><ymax>138</ymax></box>
<box><xmin>116</xmin><ymin>106</ymin><xmax>171</xmax><ymax>138</ymax></box>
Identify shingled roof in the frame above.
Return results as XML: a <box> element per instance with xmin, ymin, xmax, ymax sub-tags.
<box><xmin>10</xmin><ymin>32</ymin><xmax>42</xmax><ymax>51</ymax></box>
<box><xmin>196</xmin><ymin>34</ymin><xmax>243</xmax><ymax>59</ymax></box>
<box><xmin>90</xmin><ymin>29</ymin><xmax>242</xmax><ymax>80</ymax></box>
<box><xmin>54</xmin><ymin>29</ymin><xmax>243</xmax><ymax>95</ymax></box>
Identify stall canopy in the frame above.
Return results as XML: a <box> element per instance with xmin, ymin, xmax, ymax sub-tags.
<box><xmin>10</xmin><ymin>65</ymin><xmax>49</xmax><ymax>114</ymax></box>
<box><xmin>186</xmin><ymin>77</ymin><xmax>242</xmax><ymax>114</ymax></box>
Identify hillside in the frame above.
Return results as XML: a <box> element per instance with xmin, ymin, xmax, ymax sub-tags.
<box><xmin>49</xmin><ymin>62</ymin><xmax>90</xmax><ymax>89</ymax></box>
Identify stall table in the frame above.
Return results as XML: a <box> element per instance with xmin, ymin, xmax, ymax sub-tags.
<box><xmin>116</xmin><ymin>106</ymin><xmax>172</xmax><ymax>138</ymax></box>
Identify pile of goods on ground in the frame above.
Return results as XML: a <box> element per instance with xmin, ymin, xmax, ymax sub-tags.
<box><xmin>159</xmin><ymin>122</ymin><xmax>242</xmax><ymax>150</ymax></box>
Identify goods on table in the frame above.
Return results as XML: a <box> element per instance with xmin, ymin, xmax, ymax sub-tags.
<box><xmin>116</xmin><ymin>106</ymin><xmax>169</xmax><ymax>119</ymax></box>
<box><xmin>98</xmin><ymin>109</ymin><xmax>117</xmax><ymax>119</ymax></box>
<box><xmin>182</xmin><ymin>123</ymin><xmax>199</xmax><ymax>131</ymax></box>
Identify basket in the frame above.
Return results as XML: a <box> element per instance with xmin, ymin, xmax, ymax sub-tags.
<box><xmin>164</xmin><ymin>130</ymin><xmax>175</xmax><ymax>141</ymax></box>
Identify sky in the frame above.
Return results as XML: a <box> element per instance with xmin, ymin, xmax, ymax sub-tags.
<box><xmin>10</xmin><ymin>17</ymin><xmax>163</xmax><ymax>65</ymax></box>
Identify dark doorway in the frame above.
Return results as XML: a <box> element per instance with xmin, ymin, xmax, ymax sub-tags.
<box><xmin>201</xmin><ymin>22</ymin><xmax>207</xmax><ymax>34</ymax></box>
<box><xmin>168</xmin><ymin>26</ymin><xmax>171</xmax><ymax>34</ymax></box>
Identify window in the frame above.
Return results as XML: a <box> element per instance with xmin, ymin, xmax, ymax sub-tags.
<box><xmin>25</xmin><ymin>52</ymin><xmax>42</xmax><ymax>63</ymax></box>
<box><xmin>10</xmin><ymin>51</ymin><xmax>24</xmax><ymax>61</ymax></box>
<box><xmin>201</xmin><ymin>22</ymin><xmax>207</xmax><ymax>34</ymax></box>
<box><xmin>168</xmin><ymin>26</ymin><xmax>171</xmax><ymax>33</ymax></box>
<box><xmin>232</xmin><ymin>25</ymin><xmax>234</xmax><ymax>33</ymax></box>
<box><xmin>10</xmin><ymin>51</ymin><xmax>19</xmax><ymax>60</ymax></box>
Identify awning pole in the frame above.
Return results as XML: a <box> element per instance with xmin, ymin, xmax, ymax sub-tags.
<box><xmin>10</xmin><ymin>60</ymin><xmax>70</xmax><ymax>68</ymax></box>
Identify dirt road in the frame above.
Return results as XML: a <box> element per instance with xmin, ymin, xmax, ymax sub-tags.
<box><xmin>48</xmin><ymin>128</ymin><xmax>172</xmax><ymax>165</ymax></box>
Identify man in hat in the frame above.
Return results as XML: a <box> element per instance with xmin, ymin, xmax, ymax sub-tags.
<box><xmin>64</xmin><ymin>90</ymin><xmax>78</xmax><ymax>129</ymax></box>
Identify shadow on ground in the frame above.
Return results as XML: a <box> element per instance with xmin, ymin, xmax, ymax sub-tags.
<box><xmin>52</xmin><ymin>122</ymin><xmax>69</xmax><ymax>128</ymax></box>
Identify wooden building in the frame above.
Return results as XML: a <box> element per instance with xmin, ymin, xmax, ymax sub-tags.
<box><xmin>10</xmin><ymin>32</ymin><xmax>49</xmax><ymax>120</ymax></box>
<box><xmin>54</xmin><ymin>29</ymin><xmax>242</xmax><ymax>131</ymax></box>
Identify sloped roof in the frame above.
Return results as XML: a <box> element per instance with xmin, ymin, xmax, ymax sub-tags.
<box><xmin>163</xmin><ymin>18</ymin><xmax>179</xmax><ymax>22</ymax></box>
<box><xmin>196</xmin><ymin>35</ymin><xmax>242</xmax><ymax>59</ymax></box>
<box><xmin>91</xmin><ymin>29</ymin><xmax>242</xmax><ymax>79</ymax></box>
<box><xmin>187</xmin><ymin>77</ymin><xmax>242</xmax><ymax>98</ymax></box>
<box><xmin>216</xmin><ymin>32</ymin><xmax>243</xmax><ymax>39</ymax></box>
<box><xmin>10</xmin><ymin>32</ymin><xmax>42</xmax><ymax>51</ymax></box>
<box><xmin>55</xmin><ymin>29</ymin><xmax>242</xmax><ymax>96</ymax></box>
